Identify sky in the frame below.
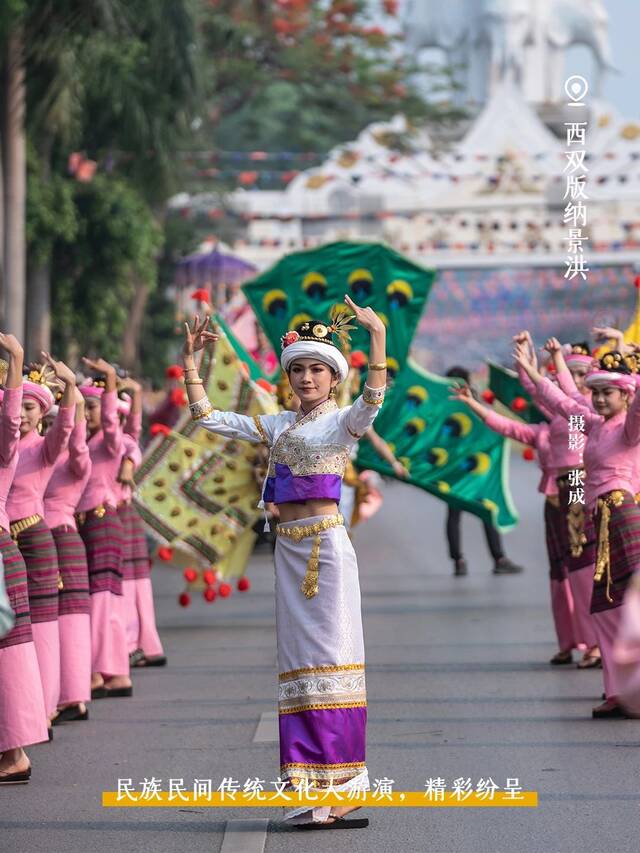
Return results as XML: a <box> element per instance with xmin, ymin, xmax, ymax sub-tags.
<box><xmin>380</xmin><ymin>0</ymin><xmax>639</xmax><ymax>117</ymax></box>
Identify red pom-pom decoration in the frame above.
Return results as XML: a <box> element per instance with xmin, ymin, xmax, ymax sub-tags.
<box><xmin>218</xmin><ymin>582</ymin><xmax>232</xmax><ymax>598</ymax></box>
<box><xmin>165</xmin><ymin>364</ymin><xmax>184</xmax><ymax>379</ymax></box>
<box><xmin>203</xmin><ymin>569</ymin><xmax>216</xmax><ymax>586</ymax></box>
<box><xmin>481</xmin><ymin>389</ymin><xmax>496</xmax><ymax>404</ymax></box>
<box><xmin>522</xmin><ymin>447</ymin><xmax>535</xmax><ymax>461</ymax></box>
<box><xmin>511</xmin><ymin>396</ymin><xmax>528</xmax><ymax>412</ymax></box>
<box><xmin>350</xmin><ymin>350</ymin><xmax>367</xmax><ymax>369</ymax></box>
<box><xmin>203</xmin><ymin>587</ymin><xmax>216</xmax><ymax>603</ymax></box>
<box><xmin>150</xmin><ymin>422</ymin><xmax>171</xmax><ymax>437</ymax></box>
<box><xmin>157</xmin><ymin>546</ymin><xmax>174</xmax><ymax>562</ymax></box>
<box><xmin>191</xmin><ymin>288</ymin><xmax>210</xmax><ymax>303</ymax></box>
<box><xmin>237</xmin><ymin>577</ymin><xmax>250</xmax><ymax>592</ymax></box>
<box><xmin>634</xmin><ymin>275</ymin><xmax>640</xmax><ymax>290</ymax></box>
<box><xmin>170</xmin><ymin>388</ymin><xmax>187</xmax><ymax>407</ymax></box>
<box><xmin>178</xmin><ymin>592</ymin><xmax>191</xmax><ymax>607</ymax></box>
<box><xmin>183</xmin><ymin>567</ymin><xmax>198</xmax><ymax>583</ymax></box>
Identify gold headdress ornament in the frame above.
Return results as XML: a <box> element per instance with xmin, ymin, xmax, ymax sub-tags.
<box><xmin>25</xmin><ymin>362</ymin><xmax>57</xmax><ymax>389</ymax></box>
<box><xmin>327</xmin><ymin>304</ymin><xmax>357</xmax><ymax>350</ymax></box>
<box><xmin>624</xmin><ymin>351</ymin><xmax>640</xmax><ymax>374</ymax></box>
<box><xmin>571</xmin><ymin>344</ymin><xmax>590</xmax><ymax>356</ymax></box>
<box><xmin>281</xmin><ymin>305</ymin><xmax>356</xmax><ymax>352</ymax></box>
<box><xmin>602</xmin><ymin>351</ymin><xmax>623</xmax><ymax>370</ymax></box>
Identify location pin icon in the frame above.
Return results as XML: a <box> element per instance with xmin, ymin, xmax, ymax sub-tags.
<box><xmin>565</xmin><ymin>75</ymin><xmax>589</xmax><ymax>102</ymax></box>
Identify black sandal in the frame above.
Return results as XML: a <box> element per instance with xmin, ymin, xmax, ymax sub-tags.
<box><xmin>133</xmin><ymin>655</ymin><xmax>167</xmax><ymax>668</ymax></box>
<box><xmin>297</xmin><ymin>816</ymin><xmax>369</xmax><ymax>830</ymax></box>
<box><xmin>0</xmin><ymin>765</ymin><xmax>31</xmax><ymax>785</ymax></box>
<box><xmin>550</xmin><ymin>650</ymin><xmax>573</xmax><ymax>665</ymax></box>
<box><xmin>53</xmin><ymin>704</ymin><xmax>89</xmax><ymax>724</ymax></box>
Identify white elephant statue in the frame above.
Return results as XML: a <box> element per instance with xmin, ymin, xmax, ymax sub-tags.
<box><xmin>402</xmin><ymin>0</ymin><xmax>614</xmax><ymax>105</ymax></box>
<box><xmin>476</xmin><ymin>0</ymin><xmax>534</xmax><ymax>92</ymax></box>
<box><xmin>541</xmin><ymin>0</ymin><xmax>614</xmax><ymax>99</ymax></box>
<box><xmin>402</xmin><ymin>0</ymin><xmax>480</xmax><ymax>102</ymax></box>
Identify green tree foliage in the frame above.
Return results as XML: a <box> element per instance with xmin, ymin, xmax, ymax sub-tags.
<box><xmin>199</xmin><ymin>0</ymin><xmax>464</xmax><ymax>155</ymax></box>
<box><xmin>8</xmin><ymin>0</ymin><xmax>461</xmax><ymax>371</ymax></box>
<box><xmin>50</xmin><ymin>175</ymin><xmax>162</xmax><ymax>361</ymax></box>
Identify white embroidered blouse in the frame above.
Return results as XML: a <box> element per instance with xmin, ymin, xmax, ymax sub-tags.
<box><xmin>194</xmin><ymin>396</ymin><xmax>381</xmax><ymax>506</ymax></box>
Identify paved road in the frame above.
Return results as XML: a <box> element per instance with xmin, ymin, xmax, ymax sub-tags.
<box><xmin>2</xmin><ymin>455</ymin><xmax>640</xmax><ymax>853</ymax></box>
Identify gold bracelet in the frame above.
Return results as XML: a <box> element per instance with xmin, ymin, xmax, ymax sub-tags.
<box><xmin>184</xmin><ymin>377</ymin><xmax>204</xmax><ymax>386</ymax></box>
<box><xmin>368</xmin><ymin>362</ymin><xmax>387</xmax><ymax>371</ymax></box>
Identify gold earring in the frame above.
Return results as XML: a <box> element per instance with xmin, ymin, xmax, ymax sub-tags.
<box><xmin>329</xmin><ymin>387</ymin><xmax>336</xmax><ymax>399</ymax></box>
<box><xmin>37</xmin><ymin>421</ymin><xmax>44</xmax><ymax>435</ymax></box>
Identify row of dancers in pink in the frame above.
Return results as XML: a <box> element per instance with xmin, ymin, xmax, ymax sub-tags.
<box><xmin>0</xmin><ymin>334</ymin><xmax>165</xmax><ymax>784</ymax></box>
<box><xmin>454</xmin><ymin>326</ymin><xmax>640</xmax><ymax>718</ymax></box>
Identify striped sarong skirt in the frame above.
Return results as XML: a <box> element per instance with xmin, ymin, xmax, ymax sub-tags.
<box><xmin>543</xmin><ymin>496</ymin><xmax>566</xmax><ymax>582</ymax></box>
<box><xmin>51</xmin><ymin>526</ymin><xmax>90</xmax><ymax>616</ymax></box>
<box><xmin>0</xmin><ymin>530</ymin><xmax>32</xmax><ymax>649</ymax></box>
<box><xmin>591</xmin><ymin>491</ymin><xmax>640</xmax><ymax>614</ymax></box>
<box><xmin>78</xmin><ymin>506</ymin><xmax>124</xmax><ymax>596</ymax></box>
<box><xmin>15</xmin><ymin>519</ymin><xmax>59</xmax><ymax>624</ymax></box>
<box><xmin>274</xmin><ymin>514</ymin><xmax>368</xmax><ymax>820</ymax></box>
<box><xmin>118</xmin><ymin>502</ymin><xmax>151</xmax><ymax>582</ymax></box>
<box><xmin>556</xmin><ymin>474</ymin><xmax>597</xmax><ymax>572</ymax></box>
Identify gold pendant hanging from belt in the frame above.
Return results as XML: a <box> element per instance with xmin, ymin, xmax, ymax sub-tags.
<box><xmin>594</xmin><ymin>490</ymin><xmax>625</xmax><ymax>604</ymax></box>
<box><xmin>300</xmin><ymin>535</ymin><xmax>322</xmax><ymax>599</ymax></box>
<box><xmin>567</xmin><ymin>502</ymin><xmax>587</xmax><ymax>558</ymax></box>
<box><xmin>276</xmin><ymin>514</ymin><xmax>344</xmax><ymax>600</ymax></box>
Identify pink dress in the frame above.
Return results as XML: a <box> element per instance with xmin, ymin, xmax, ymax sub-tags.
<box><xmin>0</xmin><ymin>385</ymin><xmax>48</xmax><ymax>749</ymax></box>
<box><xmin>8</xmin><ymin>405</ymin><xmax>74</xmax><ymax>716</ymax></box>
<box><xmin>519</xmin><ymin>368</ymin><xmax>599</xmax><ymax>652</ymax></box>
<box><xmin>44</xmin><ymin>420</ymin><xmax>92</xmax><ymax>705</ymax></box>
<box><xmin>537</xmin><ymin>377</ymin><xmax>640</xmax><ymax>697</ymax></box>
<box><xmin>119</xmin><ymin>412</ymin><xmax>164</xmax><ymax>659</ymax></box>
<box><xmin>77</xmin><ymin>389</ymin><xmax>128</xmax><ymax>678</ymax></box>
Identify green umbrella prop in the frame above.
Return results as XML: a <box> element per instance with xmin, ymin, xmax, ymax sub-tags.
<box><xmin>356</xmin><ymin>359</ymin><xmax>519</xmax><ymax>532</ymax></box>
<box><xmin>242</xmin><ymin>241</ymin><xmax>436</xmax><ymax>373</ymax></box>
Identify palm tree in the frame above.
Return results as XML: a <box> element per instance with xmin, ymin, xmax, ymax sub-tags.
<box><xmin>0</xmin><ymin>1</ymin><xmax>128</xmax><ymax>345</ymax></box>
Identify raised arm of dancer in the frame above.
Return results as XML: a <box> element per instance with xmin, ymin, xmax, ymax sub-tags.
<box><xmin>512</xmin><ymin>330</ymin><xmax>554</xmax><ymax>421</ymax></box>
<box><xmin>182</xmin><ymin>315</ymin><xmax>280</xmax><ymax>444</ymax></box>
<box><xmin>544</xmin><ymin>337</ymin><xmax>593</xmax><ymax>407</ymax></box>
<box><xmin>68</xmin><ymin>388</ymin><xmax>91</xmax><ymax>481</ymax></box>
<box><xmin>81</xmin><ymin>358</ymin><xmax>122</xmax><ymax>458</ymax></box>
<box><xmin>40</xmin><ymin>352</ymin><xmax>75</xmax><ymax>465</ymax></box>
<box><xmin>122</xmin><ymin>378</ymin><xmax>143</xmax><ymax>442</ymax></box>
<box><xmin>593</xmin><ymin>326</ymin><xmax>630</xmax><ymax>355</ymax></box>
<box><xmin>513</xmin><ymin>339</ymin><xmax>599</xmax><ymax>431</ymax></box>
<box><xmin>0</xmin><ymin>333</ymin><xmax>23</xmax><ymax>466</ymax></box>
<box><xmin>364</xmin><ymin>426</ymin><xmax>408</xmax><ymax>477</ymax></box>
<box><xmin>339</xmin><ymin>295</ymin><xmax>386</xmax><ymax>438</ymax></box>
<box><xmin>623</xmin><ymin>381</ymin><xmax>640</xmax><ymax>445</ymax></box>
<box><xmin>451</xmin><ymin>383</ymin><xmax>538</xmax><ymax>446</ymax></box>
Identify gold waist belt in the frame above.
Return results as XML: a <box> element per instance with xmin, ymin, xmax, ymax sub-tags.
<box><xmin>276</xmin><ymin>514</ymin><xmax>344</xmax><ymax>600</ymax></box>
<box><xmin>74</xmin><ymin>504</ymin><xmax>107</xmax><ymax>527</ymax></box>
<box><xmin>10</xmin><ymin>513</ymin><xmax>42</xmax><ymax>541</ymax></box>
<box><xmin>594</xmin><ymin>490</ymin><xmax>628</xmax><ymax>604</ymax></box>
